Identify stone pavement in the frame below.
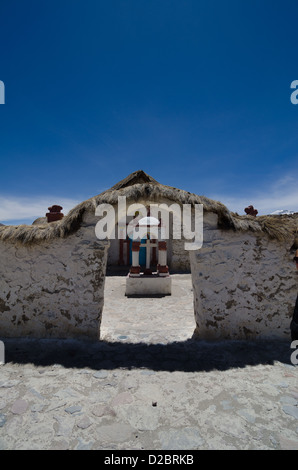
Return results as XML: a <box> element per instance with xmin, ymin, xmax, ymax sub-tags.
<box><xmin>100</xmin><ymin>273</ymin><xmax>196</xmax><ymax>343</ymax></box>
<box><xmin>0</xmin><ymin>274</ymin><xmax>298</xmax><ymax>450</ymax></box>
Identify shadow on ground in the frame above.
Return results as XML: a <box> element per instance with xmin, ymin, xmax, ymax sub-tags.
<box><xmin>0</xmin><ymin>337</ymin><xmax>294</xmax><ymax>372</ymax></box>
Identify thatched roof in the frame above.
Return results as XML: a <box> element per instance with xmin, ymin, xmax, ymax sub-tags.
<box><xmin>0</xmin><ymin>170</ymin><xmax>297</xmax><ymax>245</ymax></box>
<box><xmin>110</xmin><ymin>169</ymin><xmax>159</xmax><ymax>190</ymax></box>
<box><xmin>32</xmin><ymin>217</ymin><xmax>47</xmax><ymax>225</ymax></box>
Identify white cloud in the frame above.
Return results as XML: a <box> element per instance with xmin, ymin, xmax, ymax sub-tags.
<box><xmin>210</xmin><ymin>174</ymin><xmax>298</xmax><ymax>215</ymax></box>
<box><xmin>0</xmin><ymin>196</ymin><xmax>80</xmax><ymax>224</ymax></box>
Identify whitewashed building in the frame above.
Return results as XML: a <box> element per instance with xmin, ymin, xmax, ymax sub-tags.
<box><xmin>0</xmin><ymin>170</ymin><xmax>297</xmax><ymax>340</ymax></box>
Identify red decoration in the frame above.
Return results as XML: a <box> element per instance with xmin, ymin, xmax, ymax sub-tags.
<box><xmin>46</xmin><ymin>205</ymin><xmax>64</xmax><ymax>223</ymax></box>
<box><xmin>244</xmin><ymin>205</ymin><xmax>258</xmax><ymax>217</ymax></box>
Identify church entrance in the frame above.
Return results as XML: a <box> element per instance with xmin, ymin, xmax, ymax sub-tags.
<box><xmin>102</xmin><ymin>208</ymin><xmax>195</xmax><ymax>342</ymax></box>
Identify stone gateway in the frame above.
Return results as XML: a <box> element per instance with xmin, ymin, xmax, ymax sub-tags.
<box><xmin>0</xmin><ymin>170</ymin><xmax>297</xmax><ymax>340</ymax></box>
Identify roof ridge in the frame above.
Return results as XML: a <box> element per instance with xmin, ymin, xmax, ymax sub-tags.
<box><xmin>110</xmin><ymin>170</ymin><xmax>159</xmax><ymax>190</ymax></box>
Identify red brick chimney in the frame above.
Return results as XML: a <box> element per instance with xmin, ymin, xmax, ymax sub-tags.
<box><xmin>46</xmin><ymin>205</ymin><xmax>64</xmax><ymax>223</ymax></box>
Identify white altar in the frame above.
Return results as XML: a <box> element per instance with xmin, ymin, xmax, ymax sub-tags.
<box><xmin>125</xmin><ymin>215</ymin><xmax>171</xmax><ymax>296</ymax></box>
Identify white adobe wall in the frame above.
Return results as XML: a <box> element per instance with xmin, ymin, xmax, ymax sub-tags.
<box><xmin>1</xmin><ymin>207</ymin><xmax>294</xmax><ymax>341</ymax></box>
<box><xmin>0</xmin><ymin>213</ymin><xmax>109</xmax><ymax>340</ymax></box>
<box><xmin>107</xmin><ymin>237</ymin><xmax>121</xmax><ymax>266</ymax></box>
<box><xmin>190</xmin><ymin>212</ymin><xmax>297</xmax><ymax>340</ymax></box>
<box><xmin>171</xmin><ymin>239</ymin><xmax>190</xmax><ymax>272</ymax></box>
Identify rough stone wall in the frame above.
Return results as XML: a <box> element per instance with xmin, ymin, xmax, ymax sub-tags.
<box><xmin>0</xmin><ymin>213</ymin><xmax>109</xmax><ymax>340</ymax></box>
<box><xmin>190</xmin><ymin>212</ymin><xmax>297</xmax><ymax>340</ymax></box>
<box><xmin>3</xmin><ymin>203</ymin><xmax>295</xmax><ymax>342</ymax></box>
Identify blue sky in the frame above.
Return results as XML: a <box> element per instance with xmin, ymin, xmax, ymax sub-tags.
<box><xmin>1</xmin><ymin>0</ymin><xmax>298</xmax><ymax>224</ymax></box>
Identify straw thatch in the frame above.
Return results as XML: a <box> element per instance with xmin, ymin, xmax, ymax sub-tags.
<box><xmin>0</xmin><ymin>170</ymin><xmax>297</xmax><ymax>245</ymax></box>
<box><xmin>110</xmin><ymin>170</ymin><xmax>159</xmax><ymax>190</ymax></box>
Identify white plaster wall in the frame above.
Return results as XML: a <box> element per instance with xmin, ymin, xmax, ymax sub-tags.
<box><xmin>163</xmin><ymin>203</ymin><xmax>190</xmax><ymax>272</ymax></box>
<box><xmin>171</xmin><ymin>239</ymin><xmax>190</xmax><ymax>272</ymax></box>
<box><xmin>107</xmin><ymin>237</ymin><xmax>121</xmax><ymax>266</ymax></box>
<box><xmin>1</xmin><ymin>206</ymin><xmax>295</xmax><ymax>341</ymax></box>
<box><xmin>0</xmin><ymin>214</ymin><xmax>109</xmax><ymax>340</ymax></box>
<box><xmin>190</xmin><ymin>212</ymin><xmax>297</xmax><ymax>340</ymax></box>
